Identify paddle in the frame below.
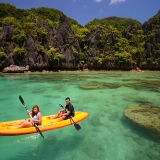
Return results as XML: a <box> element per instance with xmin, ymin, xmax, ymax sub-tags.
<box><xmin>19</xmin><ymin>95</ymin><xmax>44</xmax><ymax>138</ymax></box>
<box><xmin>59</xmin><ymin>104</ymin><xmax>81</xmax><ymax>131</ymax></box>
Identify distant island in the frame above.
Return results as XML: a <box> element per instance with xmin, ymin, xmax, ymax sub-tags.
<box><xmin>0</xmin><ymin>3</ymin><xmax>160</xmax><ymax>72</ymax></box>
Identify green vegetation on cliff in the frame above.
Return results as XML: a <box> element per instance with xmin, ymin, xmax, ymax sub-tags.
<box><xmin>85</xmin><ymin>16</ymin><xmax>142</xmax><ymax>32</ymax></box>
<box><xmin>0</xmin><ymin>3</ymin><xmax>160</xmax><ymax>70</ymax></box>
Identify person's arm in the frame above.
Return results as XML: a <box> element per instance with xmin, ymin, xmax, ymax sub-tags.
<box><xmin>27</xmin><ymin>110</ymin><xmax>32</xmax><ymax>116</ymax></box>
<box><xmin>59</xmin><ymin>108</ymin><xmax>66</xmax><ymax>113</ymax></box>
<box><xmin>61</xmin><ymin>108</ymin><xmax>66</xmax><ymax>112</ymax></box>
<box><xmin>62</xmin><ymin>105</ymin><xmax>73</xmax><ymax>116</ymax></box>
<box><xmin>62</xmin><ymin>111</ymin><xmax>70</xmax><ymax>116</ymax></box>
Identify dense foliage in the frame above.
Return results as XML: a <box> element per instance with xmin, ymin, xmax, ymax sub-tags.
<box><xmin>0</xmin><ymin>3</ymin><xmax>160</xmax><ymax>70</ymax></box>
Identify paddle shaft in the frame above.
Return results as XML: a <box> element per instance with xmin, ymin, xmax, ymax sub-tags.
<box><xmin>19</xmin><ymin>96</ymin><xmax>44</xmax><ymax>138</ymax></box>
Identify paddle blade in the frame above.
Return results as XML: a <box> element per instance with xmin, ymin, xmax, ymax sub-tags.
<box><xmin>59</xmin><ymin>104</ymin><xmax>64</xmax><ymax>108</ymax></box>
<box><xmin>19</xmin><ymin>95</ymin><xmax>24</xmax><ymax>105</ymax></box>
<box><xmin>74</xmin><ymin>124</ymin><xmax>81</xmax><ymax>131</ymax></box>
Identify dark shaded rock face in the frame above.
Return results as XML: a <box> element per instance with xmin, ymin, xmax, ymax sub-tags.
<box><xmin>55</xmin><ymin>13</ymin><xmax>80</xmax><ymax>69</ymax></box>
<box><xmin>142</xmin><ymin>16</ymin><xmax>160</xmax><ymax>70</ymax></box>
<box><xmin>124</xmin><ymin>106</ymin><xmax>160</xmax><ymax>138</ymax></box>
<box><xmin>0</xmin><ymin>13</ymin><xmax>81</xmax><ymax>71</ymax></box>
<box><xmin>0</xmin><ymin>22</ymin><xmax>15</xmax><ymax>41</ymax></box>
<box><xmin>0</xmin><ymin>9</ymin><xmax>160</xmax><ymax>71</ymax></box>
<box><xmin>86</xmin><ymin>27</ymin><xmax>118</xmax><ymax>70</ymax></box>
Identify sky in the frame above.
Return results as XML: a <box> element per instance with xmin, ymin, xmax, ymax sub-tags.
<box><xmin>0</xmin><ymin>0</ymin><xmax>160</xmax><ymax>26</ymax></box>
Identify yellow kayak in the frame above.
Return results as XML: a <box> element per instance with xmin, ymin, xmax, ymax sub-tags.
<box><xmin>0</xmin><ymin>112</ymin><xmax>88</xmax><ymax>136</ymax></box>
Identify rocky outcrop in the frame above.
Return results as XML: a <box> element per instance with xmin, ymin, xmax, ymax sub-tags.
<box><xmin>142</xmin><ymin>11</ymin><xmax>160</xmax><ymax>70</ymax></box>
<box><xmin>0</xmin><ymin>13</ymin><xmax>81</xmax><ymax>71</ymax></box>
<box><xmin>2</xmin><ymin>65</ymin><xmax>29</xmax><ymax>73</ymax></box>
<box><xmin>0</xmin><ymin>4</ymin><xmax>160</xmax><ymax>71</ymax></box>
<box><xmin>130</xmin><ymin>67</ymin><xmax>144</xmax><ymax>72</ymax></box>
<box><xmin>124</xmin><ymin>106</ymin><xmax>160</xmax><ymax>138</ymax></box>
<box><xmin>86</xmin><ymin>27</ymin><xmax>117</xmax><ymax>70</ymax></box>
<box><xmin>55</xmin><ymin>13</ymin><xmax>81</xmax><ymax>69</ymax></box>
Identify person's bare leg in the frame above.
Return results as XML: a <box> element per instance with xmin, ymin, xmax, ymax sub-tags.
<box><xmin>49</xmin><ymin>112</ymin><xmax>62</xmax><ymax>119</ymax></box>
<box><xmin>6</xmin><ymin>121</ymin><xmax>23</xmax><ymax>126</ymax></box>
<box><xmin>51</xmin><ymin>114</ymin><xmax>59</xmax><ymax>119</ymax></box>
<box><xmin>56</xmin><ymin>115</ymin><xmax>66</xmax><ymax>122</ymax></box>
<box><xmin>16</xmin><ymin>121</ymin><xmax>33</xmax><ymax>129</ymax></box>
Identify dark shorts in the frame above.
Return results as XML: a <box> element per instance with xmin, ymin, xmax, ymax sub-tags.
<box><xmin>64</xmin><ymin>115</ymin><xmax>74</xmax><ymax>120</ymax></box>
<box><xmin>28</xmin><ymin>119</ymin><xmax>39</xmax><ymax>126</ymax></box>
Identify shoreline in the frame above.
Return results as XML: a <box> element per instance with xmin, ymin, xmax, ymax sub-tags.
<box><xmin>1</xmin><ymin>65</ymin><xmax>160</xmax><ymax>73</ymax></box>
<box><xmin>1</xmin><ymin>69</ymin><xmax>160</xmax><ymax>74</ymax></box>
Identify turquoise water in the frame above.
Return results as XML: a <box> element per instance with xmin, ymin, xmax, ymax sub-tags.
<box><xmin>0</xmin><ymin>71</ymin><xmax>160</xmax><ymax>160</ymax></box>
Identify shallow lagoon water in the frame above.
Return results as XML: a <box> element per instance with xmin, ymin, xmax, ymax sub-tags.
<box><xmin>0</xmin><ymin>71</ymin><xmax>160</xmax><ymax>160</ymax></box>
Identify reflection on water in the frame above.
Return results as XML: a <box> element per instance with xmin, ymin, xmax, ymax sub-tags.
<box><xmin>0</xmin><ymin>71</ymin><xmax>160</xmax><ymax>160</ymax></box>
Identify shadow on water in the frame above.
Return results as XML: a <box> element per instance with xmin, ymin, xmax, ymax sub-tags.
<box><xmin>7</xmin><ymin>133</ymin><xmax>84</xmax><ymax>160</ymax></box>
<box><xmin>121</xmin><ymin>116</ymin><xmax>160</xmax><ymax>143</ymax></box>
<box><xmin>121</xmin><ymin>116</ymin><xmax>160</xmax><ymax>160</ymax></box>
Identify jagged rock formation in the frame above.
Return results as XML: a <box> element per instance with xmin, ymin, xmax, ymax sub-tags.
<box><xmin>0</xmin><ymin>3</ymin><xmax>160</xmax><ymax>72</ymax></box>
<box><xmin>142</xmin><ymin>10</ymin><xmax>160</xmax><ymax>70</ymax></box>
<box><xmin>0</xmin><ymin>11</ymin><xmax>81</xmax><ymax>71</ymax></box>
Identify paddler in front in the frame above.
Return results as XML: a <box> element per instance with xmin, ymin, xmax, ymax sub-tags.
<box><xmin>7</xmin><ymin>105</ymin><xmax>42</xmax><ymax>128</ymax></box>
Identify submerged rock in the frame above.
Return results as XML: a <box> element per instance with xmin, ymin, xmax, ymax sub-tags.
<box><xmin>79</xmin><ymin>83</ymin><xmax>100</xmax><ymax>89</ymax></box>
<box><xmin>124</xmin><ymin>80</ymin><xmax>160</xmax><ymax>93</ymax></box>
<box><xmin>135</xmin><ymin>98</ymin><xmax>151</xmax><ymax>105</ymax></box>
<box><xmin>103</xmin><ymin>83</ymin><xmax>121</xmax><ymax>89</ymax></box>
<box><xmin>124</xmin><ymin>106</ymin><xmax>160</xmax><ymax>138</ymax></box>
